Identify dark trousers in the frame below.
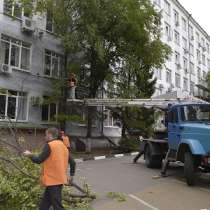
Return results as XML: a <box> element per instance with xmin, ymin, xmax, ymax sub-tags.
<box><xmin>39</xmin><ymin>185</ymin><xmax>65</xmax><ymax>210</ymax></box>
<box><xmin>69</xmin><ymin>156</ymin><xmax>76</xmax><ymax>176</ymax></box>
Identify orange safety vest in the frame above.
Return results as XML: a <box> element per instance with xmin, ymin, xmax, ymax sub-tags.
<box><xmin>41</xmin><ymin>140</ymin><xmax>69</xmax><ymax>186</ymax></box>
<box><xmin>62</xmin><ymin>135</ymin><xmax>71</xmax><ymax>148</ymax></box>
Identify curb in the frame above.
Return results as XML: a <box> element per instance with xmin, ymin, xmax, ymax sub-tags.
<box><xmin>75</xmin><ymin>151</ymin><xmax>139</xmax><ymax>163</ymax></box>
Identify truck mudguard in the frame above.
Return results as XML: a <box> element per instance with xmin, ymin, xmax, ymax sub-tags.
<box><xmin>178</xmin><ymin>139</ymin><xmax>206</xmax><ymax>155</ymax></box>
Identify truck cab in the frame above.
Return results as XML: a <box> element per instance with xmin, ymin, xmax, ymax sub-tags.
<box><xmin>167</xmin><ymin>103</ymin><xmax>210</xmax><ymax>185</ymax></box>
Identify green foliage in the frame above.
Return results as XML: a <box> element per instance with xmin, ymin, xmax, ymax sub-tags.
<box><xmin>0</xmin><ymin>149</ymin><xmax>93</xmax><ymax>210</ymax></box>
<box><xmin>107</xmin><ymin>192</ymin><xmax>127</xmax><ymax>202</ymax></box>
<box><xmin>0</xmin><ymin>154</ymin><xmax>42</xmax><ymax>210</ymax></box>
<box><xmin>19</xmin><ymin>0</ymin><xmax>171</xmax><ymax>137</ymax></box>
<box><xmin>56</xmin><ymin>114</ymin><xmax>86</xmax><ymax>124</ymax></box>
<box><xmin>119</xmin><ymin>137</ymin><xmax>139</xmax><ymax>152</ymax></box>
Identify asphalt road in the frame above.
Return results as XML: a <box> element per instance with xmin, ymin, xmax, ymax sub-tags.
<box><xmin>75</xmin><ymin>155</ymin><xmax>210</xmax><ymax>210</ymax></box>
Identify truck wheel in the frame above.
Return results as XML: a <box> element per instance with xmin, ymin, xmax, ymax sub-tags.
<box><xmin>145</xmin><ymin>145</ymin><xmax>162</xmax><ymax>169</ymax></box>
<box><xmin>184</xmin><ymin>151</ymin><xmax>196</xmax><ymax>186</ymax></box>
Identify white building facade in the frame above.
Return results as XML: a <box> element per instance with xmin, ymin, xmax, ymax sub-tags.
<box><xmin>153</xmin><ymin>0</ymin><xmax>210</xmax><ymax>98</ymax></box>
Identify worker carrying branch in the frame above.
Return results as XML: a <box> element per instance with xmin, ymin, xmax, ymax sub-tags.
<box><xmin>23</xmin><ymin>127</ymin><xmax>70</xmax><ymax>210</ymax></box>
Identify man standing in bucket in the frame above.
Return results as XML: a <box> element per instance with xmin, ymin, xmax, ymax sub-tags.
<box><xmin>23</xmin><ymin>127</ymin><xmax>69</xmax><ymax>210</ymax></box>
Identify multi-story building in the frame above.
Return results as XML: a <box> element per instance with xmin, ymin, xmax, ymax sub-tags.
<box><xmin>153</xmin><ymin>0</ymin><xmax>210</xmax><ymax>98</ymax></box>
<box><xmin>0</xmin><ymin>0</ymin><xmax>209</xmax><ymax>147</ymax></box>
<box><xmin>0</xmin><ymin>0</ymin><xmax>64</xmax><ymax>131</ymax></box>
<box><xmin>0</xmin><ymin>0</ymin><xmax>121</xmax><ymax>147</ymax></box>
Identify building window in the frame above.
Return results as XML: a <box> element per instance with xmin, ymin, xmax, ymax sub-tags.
<box><xmin>202</xmin><ymin>54</ymin><xmax>206</xmax><ymax>66</ymax></box>
<box><xmin>164</xmin><ymin>0</ymin><xmax>171</xmax><ymax>16</ymax></box>
<box><xmin>190</xmin><ymin>82</ymin><xmax>195</xmax><ymax>95</ymax></box>
<box><xmin>207</xmin><ymin>43</ymin><xmax>210</xmax><ymax>54</ymax></box>
<box><xmin>165</xmin><ymin>23</ymin><xmax>172</xmax><ymax>41</ymax></box>
<box><xmin>155</xmin><ymin>69</ymin><xmax>162</xmax><ymax>80</ymax></box>
<box><xmin>197</xmin><ymin>67</ymin><xmax>201</xmax><ymax>79</ymax></box>
<box><xmin>3</xmin><ymin>0</ymin><xmax>31</xmax><ymax>19</ymax></box>
<box><xmin>189</xmin><ymin>25</ymin><xmax>194</xmax><ymax>40</ymax></box>
<box><xmin>104</xmin><ymin>108</ymin><xmax>119</xmax><ymax>127</ymax></box>
<box><xmin>182</xmin><ymin>17</ymin><xmax>187</xmax><ymax>31</ymax></box>
<box><xmin>175</xmin><ymin>73</ymin><xmax>181</xmax><ymax>88</ymax></box>
<box><xmin>182</xmin><ymin>37</ymin><xmax>187</xmax><ymax>50</ymax></box>
<box><xmin>153</xmin><ymin>0</ymin><xmax>161</xmax><ymax>7</ymax></box>
<box><xmin>189</xmin><ymin>44</ymin><xmax>194</xmax><ymax>56</ymax></box>
<box><xmin>196</xmin><ymin>32</ymin><xmax>200</xmax><ymax>43</ymax></box>
<box><xmin>208</xmin><ymin>59</ymin><xmax>210</xmax><ymax>69</ymax></box>
<box><xmin>197</xmin><ymin>49</ymin><xmax>201</xmax><ymax>63</ymax></box>
<box><xmin>183</xmin><ymin>57</ymin><xmax>188</xmax><ymax>71</ymax></box>
<box><xmin>183</xmin><ymin>77</ymin><xmax>188</xmax><ymax>91</ymax></box>
<box><xmin>44</xmin><ymin>49</ymin><xmax>63</xmax><ymax>77</ymax></box>
<box><xmin>190</xmin><ymin>62</ymin><xmax>194</xmax><ymax>75</ymax></box>
<box><xmin>175</xmin><ymin>51</ymin><xmax>180</xmax><ymax>65</ymax></box>
<box><xmin>3</xmin><ymin>0</ymin><xmax>22</xmax><ymax>19</ymax></box>
<box><xmin>0</xmin><ymin>89</ymin><xmax>27</xmax><ymax>121</ymax></box>
<box><xmin>46</xmin><ymin>10</ymin><xmax>54</xmax><ymax>33</ymax></box>
<box><xmin>203</xmin><ymin>71</ymin><xmax>207</xmax><ymax>80</ymax></box>
<box><xmin>42</xmin><ymin>96</ymin><xmax>58</xmax><ymax>122</ymax></box>
<box><xmin>174</xmin><ymin>30</ymin><xmax>180</xmax><ymax>45</ymax></box>
<box><xmin>201</xmin><ymin>38</ymin><xmax>205</xmax><ymax>47</ymax></box>
<box><xmin>166</xmin><ymin>68</ymin><xmax>172</xmax><ymax>83</ymax></box>
<box><xmin>0</xmin><ymin>34</ymin><xmax>31</xmax><ymax>71</ymax></box>
<box><xmin>174</xmin><ymin>10</ymin><xmax>179</xmax><ymax>26</ymax></box>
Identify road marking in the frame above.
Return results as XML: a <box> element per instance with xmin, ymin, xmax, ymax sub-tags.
<box><xmin>199</xmin><ymin>188</ymin><xmax>210</xmax><ymax>193</ymax></box>
<box><xmin>75</xmin><ymin>159</ymin><xmax>84</xmax><ymax>163</ymax></box>
<box><xmin>131</xmin><ymin>152</ymin><xmax>139</xmax><ymax>156</ymax></box>
<box><xmin>129</xmin><ymin>194</ymin><xmax>160</xmax><ymax>210</ymax></box>
<box><xmin>114</xmin><ymin>154</ymin><xmax>124</xmax><ymax>158</ymax></box>
<box><xmin>94</xmin><ymin>156</ymin><xmax>106</xmax><ymax>160</ymax></box>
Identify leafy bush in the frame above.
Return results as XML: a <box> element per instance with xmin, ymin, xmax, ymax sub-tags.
<box><xmin>118</xmin><ymin>137</ymin><xmax>139</xmax><ymax>152</ymax></box>
<box><xmin>0</xmin><ymin>150</ymin><xmax>93</xmax><ymax>210</ymax></box>
<box><xmin>0</xmin><ymin>155</ymin><xmax>42</xmax><ymax>210</ymax></box>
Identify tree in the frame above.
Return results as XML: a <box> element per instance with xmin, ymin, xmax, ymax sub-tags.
<box><xmin>21</xmin><ymin>0</ymin><xmax>171</xmax><ymax>138</ymax></box>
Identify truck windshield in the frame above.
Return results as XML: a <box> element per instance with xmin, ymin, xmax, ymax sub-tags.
<box><xmin>180</xmin><ymin>105</ymin><xmax>210</xmax><ymax>122</ymax></box>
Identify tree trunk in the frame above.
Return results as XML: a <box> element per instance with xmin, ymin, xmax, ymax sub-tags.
<box><xmin>60</xmin><ymin>51</ymin><xmax>68</xmax><ymax>131</ymax></box>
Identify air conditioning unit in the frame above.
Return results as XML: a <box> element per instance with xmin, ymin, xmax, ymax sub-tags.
<box><xmin>198</xmin><ymin>60</ymin><xmax>202</xmax><ymax>64</ymax></box>
<box><xmin>0</xmin><ymin>64</ymin><xmax>12</xmax><ymax>74</ymax></box>
<box><xmin>21</xmin><ymin>16</ymin><xmax>35</xmax><ymax>34</ymax></box>
<box><xmin>198</xmin><ymin>42</ymin><xmax>202</xmax><ymax>48</ymax></box>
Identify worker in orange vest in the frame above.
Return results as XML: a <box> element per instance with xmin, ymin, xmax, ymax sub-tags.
<box><xmin>23</xmin><ymin>127</ymin><xmax>68</xmax><ymax>210</ymax></box>
<box><xmin>60</xmin><ymin>130</ymin><xmax>76</xmax><ymax>180</ymax></box>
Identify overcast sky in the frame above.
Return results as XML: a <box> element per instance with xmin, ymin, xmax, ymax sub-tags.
<box><xmin>178</xmin><ymin>0</ymin><xmax>210</xmax><ymax>35</ymax></box>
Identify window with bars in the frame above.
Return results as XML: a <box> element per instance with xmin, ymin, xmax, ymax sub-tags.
<box><xmin>0</xmin><ymin>34</ymin><xmax>31</xmax><ymax>71</ymax></box>
<box><xmin>44</xmin><ymin>49</ymin><xmax>63</xmax><ymax>78</ymax></box>
<box><xmin>0</xmin><ymin>89</ymin><xmax>27</xmax><ymax>121</ymax></box>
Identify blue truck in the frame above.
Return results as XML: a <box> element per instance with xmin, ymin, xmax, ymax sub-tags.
<box><xmin>142</xmin><ymin>101</ymin><xmax>210</xmax><ymax>186</ymax></box>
